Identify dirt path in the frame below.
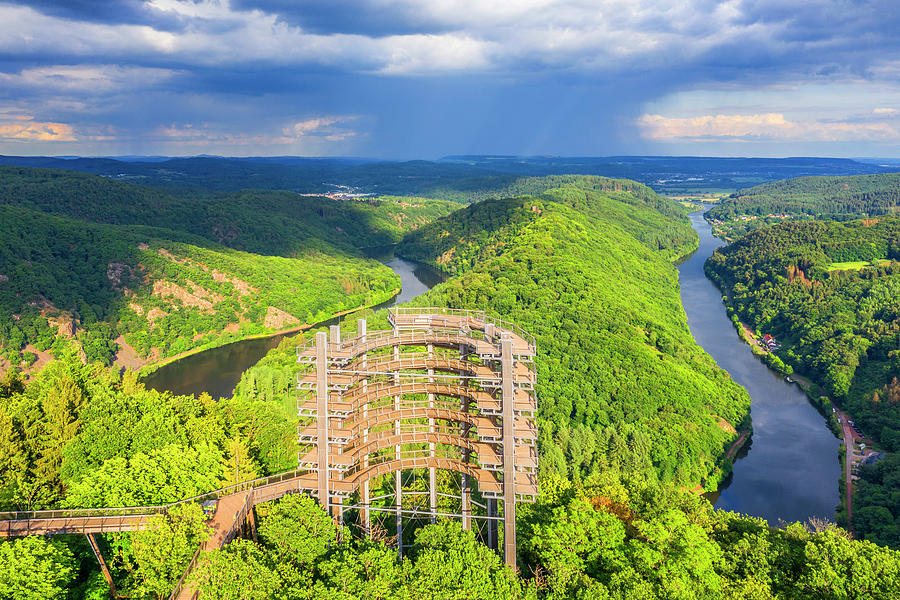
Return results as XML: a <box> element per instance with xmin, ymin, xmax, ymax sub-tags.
<box><xmin>739</xmin><ymin>323</ymin><xmax>764</xmax><ymax>350</ymax></box>
<box><xmin>726</xmin><ymin>430</ymin><xmax>749</xmax><ymax>461</ymax></box>
<box><xmin>789</xmin><ymin>373</ymin><xmax>813</xmax><ymax>389</ymax></box>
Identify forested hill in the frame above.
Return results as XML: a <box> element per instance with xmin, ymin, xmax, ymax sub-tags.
<box><xmin>707</xmin><ymin>173</ymin><xmax>900</xmax><ymax>239</ymax></box>
<box><xmin>715</xmin><ymin>172</ymin><xmax>900</xmax><ymax>219</ymax></box>
<box><xmin>0</xmin><ymin>205</ymin><xmax>399</xmax><ymax>372</ymax></box>
<box><xmin>704</xmin><ymin>217</ymin><xmax>900</xmax><ymax>546</ymax></box>
<box><xmin>0</xmin><ymin>166</ymin><xmax>456</xmax><ymax>257</ymax></box>
<box><xmin>396</xmin><ymin>178</ymin><xmax>750</xmax><ymax>489</ymax></box>
<box><xmin>0</xmin><ymin>167</ymin><xmax>455</xmax><ymax>373</ymax></box>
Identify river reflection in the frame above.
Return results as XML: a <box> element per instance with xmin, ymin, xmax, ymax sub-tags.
<box><xmin>679</xmin><ymin>207</ymin><xmax>841</xmax><ymax>524</ymax></box>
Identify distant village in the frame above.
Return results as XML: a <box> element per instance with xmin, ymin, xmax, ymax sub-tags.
<box><xmin>706</xmin><ymin>213</ymin><xmax>793</xmax><ymax>226</ymax></box>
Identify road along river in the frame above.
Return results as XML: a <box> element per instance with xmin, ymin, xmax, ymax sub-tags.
<box><xmin>143</xmin><ymin>251</ymin><xmax>444</xmax><ymax>399</ymax></box>
<box><xmin>678</xmin><ymin>207</ymin><xmax>841</xmax><ymax>525</ymax></box>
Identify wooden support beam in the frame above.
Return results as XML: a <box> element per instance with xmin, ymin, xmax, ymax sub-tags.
<box><xmin>316</xmin><ymin>331</ymin><xmax>329</xmax><ymax>511</ymax></box>
<box><xmin>501</xmin><ymin>333</ymin><xmax>517</xmax><ymax>570</ymax></box>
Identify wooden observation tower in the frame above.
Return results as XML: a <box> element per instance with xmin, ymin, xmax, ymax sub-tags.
<box><xmin>295</xmin><ymin>307</ymin><xmax>538</xmax><ymax>568</ymax></box>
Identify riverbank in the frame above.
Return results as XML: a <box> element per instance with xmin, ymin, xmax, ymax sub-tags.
<box><xmin>725</xmin><ymin>310</ymin><xmax>873</xmax><ymax>529</ymax></box>
<box><xmin>701</xmin><ymin>209</ymin><xmax>863</xmax><ymax>528</ymax></box>
<box><xmin>725</xmin><ymin>430</ymin><xmax>750</xmax><ymax>461</ymax></box>
<box><xmin>680</xmin><ymin>207</ymin><xmax>840</xmax><ymax>524</ymax></box>
<box><xmin>136</xmin><ymin>287</ymin><xmax>399</xmax><ymax>378</ymax></box>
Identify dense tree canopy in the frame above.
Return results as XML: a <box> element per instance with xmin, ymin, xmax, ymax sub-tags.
<box><xmin>398</xmin><ymin>181</ymin><xmax>749</xmax><ymax>489</ymax></box>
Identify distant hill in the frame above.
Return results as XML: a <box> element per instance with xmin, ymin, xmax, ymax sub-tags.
<box><xmin>0</xmin><ymin>166</ymin><xmax>456</xmax><ymax>257</ymax></box>
<box><xmin>712</xmin><ymin>173</ymin><xmax>900</xmax><ymax>219</ymax></box>
<box><xmin>0</xmin><ymin>154</ymin><xmax>892</xmax><ymax>196</ymax></box>
<box><xmin>707</xmin><ymin>172</ymin><xmax>900</xmax><ymax>240</ymax></box>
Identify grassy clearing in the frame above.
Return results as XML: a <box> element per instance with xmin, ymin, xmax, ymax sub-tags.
<box><xmin>827</xmin><ymin>259</ymin><xmax>894</xmax><ymax>271</ymax></box>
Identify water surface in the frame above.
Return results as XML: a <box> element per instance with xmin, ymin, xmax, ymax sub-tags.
<box><xmin>678</xmin><ymin>207</ymin><xmax>841</xmax><ymax>524</ymax></box>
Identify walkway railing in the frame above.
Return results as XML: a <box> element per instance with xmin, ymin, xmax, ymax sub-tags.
<box><xmin>389</xmin><ymin>306</ymin><xmax>537</xmax><ymax>353</ymax></box>
<box><xmin>0</xmin><ymin>468</ymin><xmax>310</xmax><ymax>532</ymax></box>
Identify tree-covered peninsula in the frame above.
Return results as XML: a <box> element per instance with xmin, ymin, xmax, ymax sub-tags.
<box><xmin>397</xmin><ymin>177</ymin><xmax>748</xmax><ymax>488</ymax></box>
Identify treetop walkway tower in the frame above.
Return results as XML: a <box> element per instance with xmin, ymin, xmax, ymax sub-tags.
<box><xmin>295</xmin><ymin>307</ymin><xmax>538</xmax><ymax>568</ymax></box>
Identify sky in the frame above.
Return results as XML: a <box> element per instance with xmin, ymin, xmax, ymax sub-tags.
<box><xmin>1</xmin><ymin>0</ymin><xmax>900</xmax><ymax>158</ymax></box>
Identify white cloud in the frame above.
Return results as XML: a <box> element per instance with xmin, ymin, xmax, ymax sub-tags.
<box><xmin>637</xmin><ymin>111</ymin><xmax>900</xmax><ymax>142</ymax></box>
<box><xmin>0</xmin><ymin>0</ymin><xmax>873</xmax><ymax>78</ymax></box>
<box><xmin>288</xmin><ymin>117</ymin><xmax>347</xmax><ymax>135</ymax></box>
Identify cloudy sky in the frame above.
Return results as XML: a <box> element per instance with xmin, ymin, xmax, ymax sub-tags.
<box><xmin>1</xmin><ymin>0</ymin><xmax>899</xmax><ymax>158</ymax></box>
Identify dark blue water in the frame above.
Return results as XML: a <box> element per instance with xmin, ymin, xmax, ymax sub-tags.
<box><xmin>678</xmin><ymin>207</ymin><xmax>841</xmax><ymax>524</ymax></box>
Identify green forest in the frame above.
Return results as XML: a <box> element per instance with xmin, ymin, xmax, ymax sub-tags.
<box><xmin>4</xmin><ymin>354</ymin><xmax>898</xmax><ymax>599</ymax></box>
<box><xmin>707</xmin><ymin>173</ymin><xmax>900</xmax><ymax>240</ymax></box>
<box><xmin>704</xmin><ymin>218</ymin><xmax>900</xmax><ymax>546</ymax></box>
<box><xmin>0</xmin><ymin>167</ymin><xmax>455</xmax><ymax>370</ymax></box>
<box><xmin>4</xmin><ymin>171</ymin><xmax>900</xmax><ymax>598</ymax></box>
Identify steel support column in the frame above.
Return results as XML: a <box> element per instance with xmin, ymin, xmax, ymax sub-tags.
<box><xmin>428</xmin><ymin>342</ymin><xmax>437</xmax><ymax>524</ymax></box>
<box><xmin>86</xmin><ymin>533</ymin><xmax>117</xmax><ymax>599</ymax></box>
<box><xmin>501</xmin><ymin>333</ymin><xmax>517</xmax><ymax>569</ymax></box>
<box><xmin>316</xmin><ymin>331</ymin><xmax>329</xmax><ymax>511</ymax></box>
<box><xmin>487</xmin><ymin>498</ymin><xmax>498</xmax><ymax>550</ymax></box>
<box><xmin>358</xmin><ymin>318</ymin><xmax>370</xmax><ymax>533</ymax></box>
<box><xmin>394</xmin><ymin>338</ymin><xmax>402</xmax><ymax>556</ymax></box>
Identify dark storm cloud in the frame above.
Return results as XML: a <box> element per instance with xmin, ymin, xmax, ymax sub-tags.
<box><xmin>12</xmin><ymin>0</ymin><xmax>186</xmax><ymax>29</ymax></box>
<box><xmin>0</xmin><ymin>0</ymin><xmax>899</xmax><ymax>156</ymax></box>
<box><xmin>231</xmin><ymin>0</ymin><xmax>452</xmax><ymax>36</ymax></box>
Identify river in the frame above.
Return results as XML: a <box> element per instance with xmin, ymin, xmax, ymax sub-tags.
<box><xmin>679</xmin><ymin>207</ymin><xmax>841</xmax><ymax>524</ymax></box>
<box><xmin>143</xmin><ymin>252</ymin><xmax>445</xmax><ymax>399</ymax></box>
